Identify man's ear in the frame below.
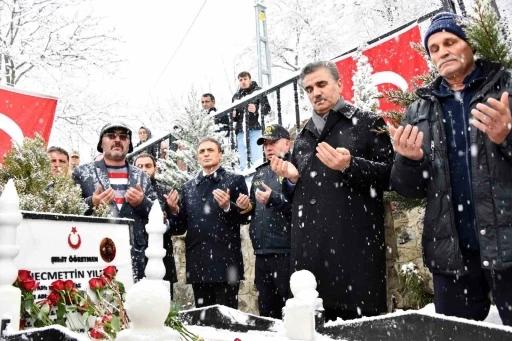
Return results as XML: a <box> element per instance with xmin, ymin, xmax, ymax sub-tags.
<box><xmin>337</xmin><ymin>78</ymin><xmax>343</xmax><ymax>93</ymax></box>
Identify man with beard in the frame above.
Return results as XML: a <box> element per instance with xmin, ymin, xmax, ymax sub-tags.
<box><xmin>390</xmin><ymin>12</ymin><xmax>512</xmax><ymax>325</ymax></box>
<box><xmin>73</xmin><ymin>122</ymin><xmax>156</xmax><ymax>281</ymax></box>
<box><xmin>232</xmin><ymin>71</ymin><xmax>271</xmax><ymax>171</ymax></box>
<box><xmin>166</xmin><ymin>137</ymin><xmax>249</xmax><ymax>309</ymax></box>
<box><xmin>271</xmin><ymin>61</ymin><xmax>393</xmax><ymax>321</ymax></box>
<box><xmin>236</xmin><ymin>124</ymin><xmax>292</xmax><ymax>319</ymax></box>
<box><xmin>134</xmin><ymin>152</ymin><xmax>179</xmax><ymax>297</ymax></box>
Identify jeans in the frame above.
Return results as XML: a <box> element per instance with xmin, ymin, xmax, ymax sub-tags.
<box><xmin>237</xmin><ymin>130</ymin><xmax>263</xmax><ymax>171</ymax></box>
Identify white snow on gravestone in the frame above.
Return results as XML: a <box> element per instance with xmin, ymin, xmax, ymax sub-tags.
<box><xmin>284</xmin><ymin>270</ymin><xmax>324</xmax><ymax>340</ymax></box>
<box><xmin>115</xmin><ymin>279</ymin><xmax>179</xmax><ymax>341</ymax></box>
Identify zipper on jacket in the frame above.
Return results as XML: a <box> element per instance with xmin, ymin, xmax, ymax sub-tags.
<box><xmin>431</xmin><ymin>141</ymin><xmax>435</xmax><ymax>161</ymax></box>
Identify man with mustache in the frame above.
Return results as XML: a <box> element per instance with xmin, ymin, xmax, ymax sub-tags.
<box><xmin>390</xmin><ymin>12</ymin><xmax>512</xmax><ymax>325</ymax></box>
<box><xmin>271</xmin><ymin>61</ymin><xmax>393</xmax><ymax>321</ymax></box>
<box><xmin>73</xmin><ymin>122</ymin><xmax>156</xmax><ymax>281</ymax></box>
<box><xmin>236</xmin><ymin>124</ymin><xmax>293</xmax><ymax>319</ymax></box>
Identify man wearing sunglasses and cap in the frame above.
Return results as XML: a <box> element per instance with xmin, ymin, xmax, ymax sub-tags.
<box><xmin>73</xmin><ymin>122</ymin><xmax>156</xmax><ymax>281</ymax></box>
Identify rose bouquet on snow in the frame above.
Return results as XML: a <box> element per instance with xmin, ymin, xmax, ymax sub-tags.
<box><xmin>15</xmin><ymin>266</ymin><xmax>200</xmax><ymax>340</ymax></box>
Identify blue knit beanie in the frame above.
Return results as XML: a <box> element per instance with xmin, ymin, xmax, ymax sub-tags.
<box><xmin>424</xmin><ymin>12</ymin><xmax>468</xmax><ymax>56</ymax></box>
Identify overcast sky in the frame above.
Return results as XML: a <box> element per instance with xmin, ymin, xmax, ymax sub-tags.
<box><xmin>91</xmin><ymin>0</ymin><xmax>258</xmax><ymax>110</ymax></box>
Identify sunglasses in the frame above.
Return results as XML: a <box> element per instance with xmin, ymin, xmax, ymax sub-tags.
<box><xmin>104</xmin><ymin>133</ymin><xmax>129</xmax><ymax>141</ymax></box>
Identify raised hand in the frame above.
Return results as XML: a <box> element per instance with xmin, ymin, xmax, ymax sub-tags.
<box><xmin>255</xmin><ymin>183</ymin><xmax>272</xmax><ymax>205</ymax></box>
<box><xmin>248</xmin><ymin>103</ymin><xmax>256</xmax><ymax>113</ymax></box>
<box><xmin>391</xmin><ymin>124</ymin><xmax>424</xmax><ymax>161</ymax></box>
<box><xmin>213</xmin><ymin>188</ymin><xmax>231</xmax><ymax>211</ymax></box>
<box><xmin>316</xmin><ymin>142</ymin><xmax>351</xmax><ymax>171</ymax></box>
<box><xmin>164</xmin><ymin>189</ymin><xmax>179</xmax><ymax>214</ymax></box>
<box><xmin>471</xmin><ymin>92</ymin><xmax>512</xmax><ymax>145</ymax></box>
<box><xmin>270</xmin><ymin>156</ymin><xmax>299</xmax><ymax>184</ymax></box>
<box><xmin>125</xmin><ymin>183</ymin><xmax>144</xmax><ymax>207</ymax></box>
<box><xmin>92</xmin><ymin>185</ymin><xmax>115</xmax><ymax>207</ymax></box>
<box><xmin>236</xmin><ymin>193</ymin><xmax>250</xmax><ymax>210</ymax></box>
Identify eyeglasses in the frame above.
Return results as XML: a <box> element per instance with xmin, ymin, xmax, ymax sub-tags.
<box><xmin>104</xmin><ymin>133</ymin><xmax>129</xmax><ymax>141</ymax></box>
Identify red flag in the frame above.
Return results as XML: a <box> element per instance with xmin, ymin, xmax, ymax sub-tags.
<box><xmin>0</xmin><ymin>85</ymin><xmax>58</xmax><ymax>163</ymax></box>
<box><xmin>334</xmin><ymin>23</ymin><xmax>429</xmax><ymax>113</ymax></box>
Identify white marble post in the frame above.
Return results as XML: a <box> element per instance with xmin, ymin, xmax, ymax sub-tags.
<box><xmin>115</xmin><ymin>201</ymin><xmax>179</xmax><ymax>341</ymax></box>
<box><xmin>144</xmin><ymin>202</ymin><xmax>167</xmax><ymax>281</ymax></box>
<box><xmin>0</xmin><ymin>180</ymin><xmax>22</xmax><ymax>333</ymax></box>
<box><xmin>284</xmin><ymin>270</ymin><xmax>324</xmax><ymax>341</ymax></box>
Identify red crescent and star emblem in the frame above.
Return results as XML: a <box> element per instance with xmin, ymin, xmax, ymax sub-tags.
<box><xmin>68</xmin><ymin>226</ymin><xmax>82</xmax><ymax>250</ymax></box>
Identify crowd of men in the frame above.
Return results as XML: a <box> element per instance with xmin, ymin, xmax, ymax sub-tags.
<box><xmin>42</xmin><ymin>12</ymin><xmax>512</xmax><ymax>326</ymax></box>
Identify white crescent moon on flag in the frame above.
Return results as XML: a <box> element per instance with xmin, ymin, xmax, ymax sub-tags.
<box><xmin>0</xmin><ymin>113</ymin><xmax>25</xmax><ymax>144</ymax></box>
<box><xmin>371</xmin><ymin>71</ymin><xmax>409</xmax><ymax>91</ymax></box>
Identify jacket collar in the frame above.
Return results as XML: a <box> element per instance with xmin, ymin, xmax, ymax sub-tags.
<box><xmin>302</xmin><ymin>101</ymin><xmax>358</xmax><ymax>140</ymax></box>
<box><xmin>195</xmin><ymin>166</ymin><xmax>225</xmax><ymax>185</ymax></box>
<box><xmin>95</xmin><ymin>159</ymin><xmax>137</xmax><ymax>214</ymax></box>
<box><xmin>417</xmin><ymin>59</ymin><xmax>504</xmax><ymax>99</ymax></box>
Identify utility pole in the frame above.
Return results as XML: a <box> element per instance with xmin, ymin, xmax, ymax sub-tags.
<box><xmin>456</xmin><ymin>0</ymin><xmax>467</xmax><ymax>16</ymax></box>
<box><xmin>440</xmin><ymin>0</ymin><xmax>456</xmax><ymax>12</ymax></box>
<box><xmin>254</xmin><ymin>0</ymin><xmax>272</xmax><ymax>87</ymax></box>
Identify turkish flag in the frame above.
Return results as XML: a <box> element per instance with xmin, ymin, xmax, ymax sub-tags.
<box><xmin>0</xmin><ymin>85</ymin><xmax>58</xmax><ymax>163</ymax></box>
<box><xmin>334</xmin><ymin>23</ymin><xmax>429</xmax><ymax>113</ymax></box>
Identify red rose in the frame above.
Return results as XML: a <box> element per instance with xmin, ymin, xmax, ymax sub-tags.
<box><xmin>47</xmin><ymin>292</ymin><xmax>61</xmax><ymax>306</ymax></box>
<box><xmin>234</xmin><ymin>338</ymin><xmax>242</xmax><ymax>341</ymax></box>
<box><xmin>50</xmin><ymin>279</ymin><xmax>65</xmax><ymax>292</ymax></box>
<box><xmin>102</xmin><ymin>266</ymin><xmax>117</xmax><ymax>278</ymax></box>
<box><xmin>18</xmin><ymin>270</ymin><xmax>32</xmax><ymax>282</ymax></box>
<box><xmin>89</xmin><ymin>328</ymin><xmax>105</xmax><ymax>340</ymax></box>
<box><xmin>19</xmin><ymin>319</ymin><xmax>26</xmax><ymax>330</ymax></box>
<box><xmin>101</xmin><ymin>313</ymin><xmax>113</xmax><ymax>324</ymax></box>
<box><xmin>89</xmin><ymin>278</ymin><xmax>104</xmax><ymax>290</ymax></box>
<box><xmin>20</xmin><ymin>278</ymin><xmax>39</xmax><ymax>292</ymax></box>
<box><xmin>64</xmin><ymin>279</ymin><xmax>76</xmax><ymax>292</ymax></box>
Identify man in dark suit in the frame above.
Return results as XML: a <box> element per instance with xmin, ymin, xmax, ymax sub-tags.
<box><xmin>167</xmin><ymin>137</ymin><xmax>249</xmax><ymax>309</ymax></box>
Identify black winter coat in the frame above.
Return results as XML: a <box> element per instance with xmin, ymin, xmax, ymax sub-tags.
<box><xmin>232</xmin><ymin>81</ymin><xmax>271</xmax><ymax>134</ymax></box>
<box><xmin>391</xmin><ymin>60</ymin><xmax>512</xmax><ymax>274</ymax></box>
<box><xmin>151</xmin><ymin>179</ymin><xmax>180</xmax><ymax>283</ymax></box>
<box><xmin>246</xmin><ymin>159</ymin><xmax>292</xmax><ymax>254</ymax></box>
<box><xmin>72</xmin><ymin>159</ymin><xmax>156</xmax><ymax>281</ymax></box>
<box><xmin>169</xmin><ymin>167</ymin><xmax>249</xmax><ymax>284</ymax></box>
<box><xmin>205</xmin><ymin>107</ymin><xmax>230</xmax><ymax>136</ymax></box>
<box><xmin>284</xmin><ymin>102</ymin><xmax>393</xmax><ymax>313</ymax></box>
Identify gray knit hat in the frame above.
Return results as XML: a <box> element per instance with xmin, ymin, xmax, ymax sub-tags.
<box><xmin>424</xmin><ymin>12</ymin><xmax>468</xmax><ymax>56</ymax></box>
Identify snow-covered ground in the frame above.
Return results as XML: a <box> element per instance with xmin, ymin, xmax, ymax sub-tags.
<box><xmin>185</xmin><ymin>304</ymin><xmax>509</xmax><ymax>341</ymax></box>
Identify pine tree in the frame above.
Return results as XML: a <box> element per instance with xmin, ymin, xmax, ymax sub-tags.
<box><xmin>0</xmin><ymin>135</ymin><xmax>108</xmax><ymax>216</ymax></box>
<box><xmin>352</xmin><ymin>44</ymin><xmax>380</xmax><ymax>112</ymax></box>
<box><xmin>465</xmin><ymin>0</ymin><xmax>512</xmax><ymax>68</ymax></box>
<box><xmin>157</xmin><ymin>89</ymin><xmax>239</xmax><ymax>190</ymax></box>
